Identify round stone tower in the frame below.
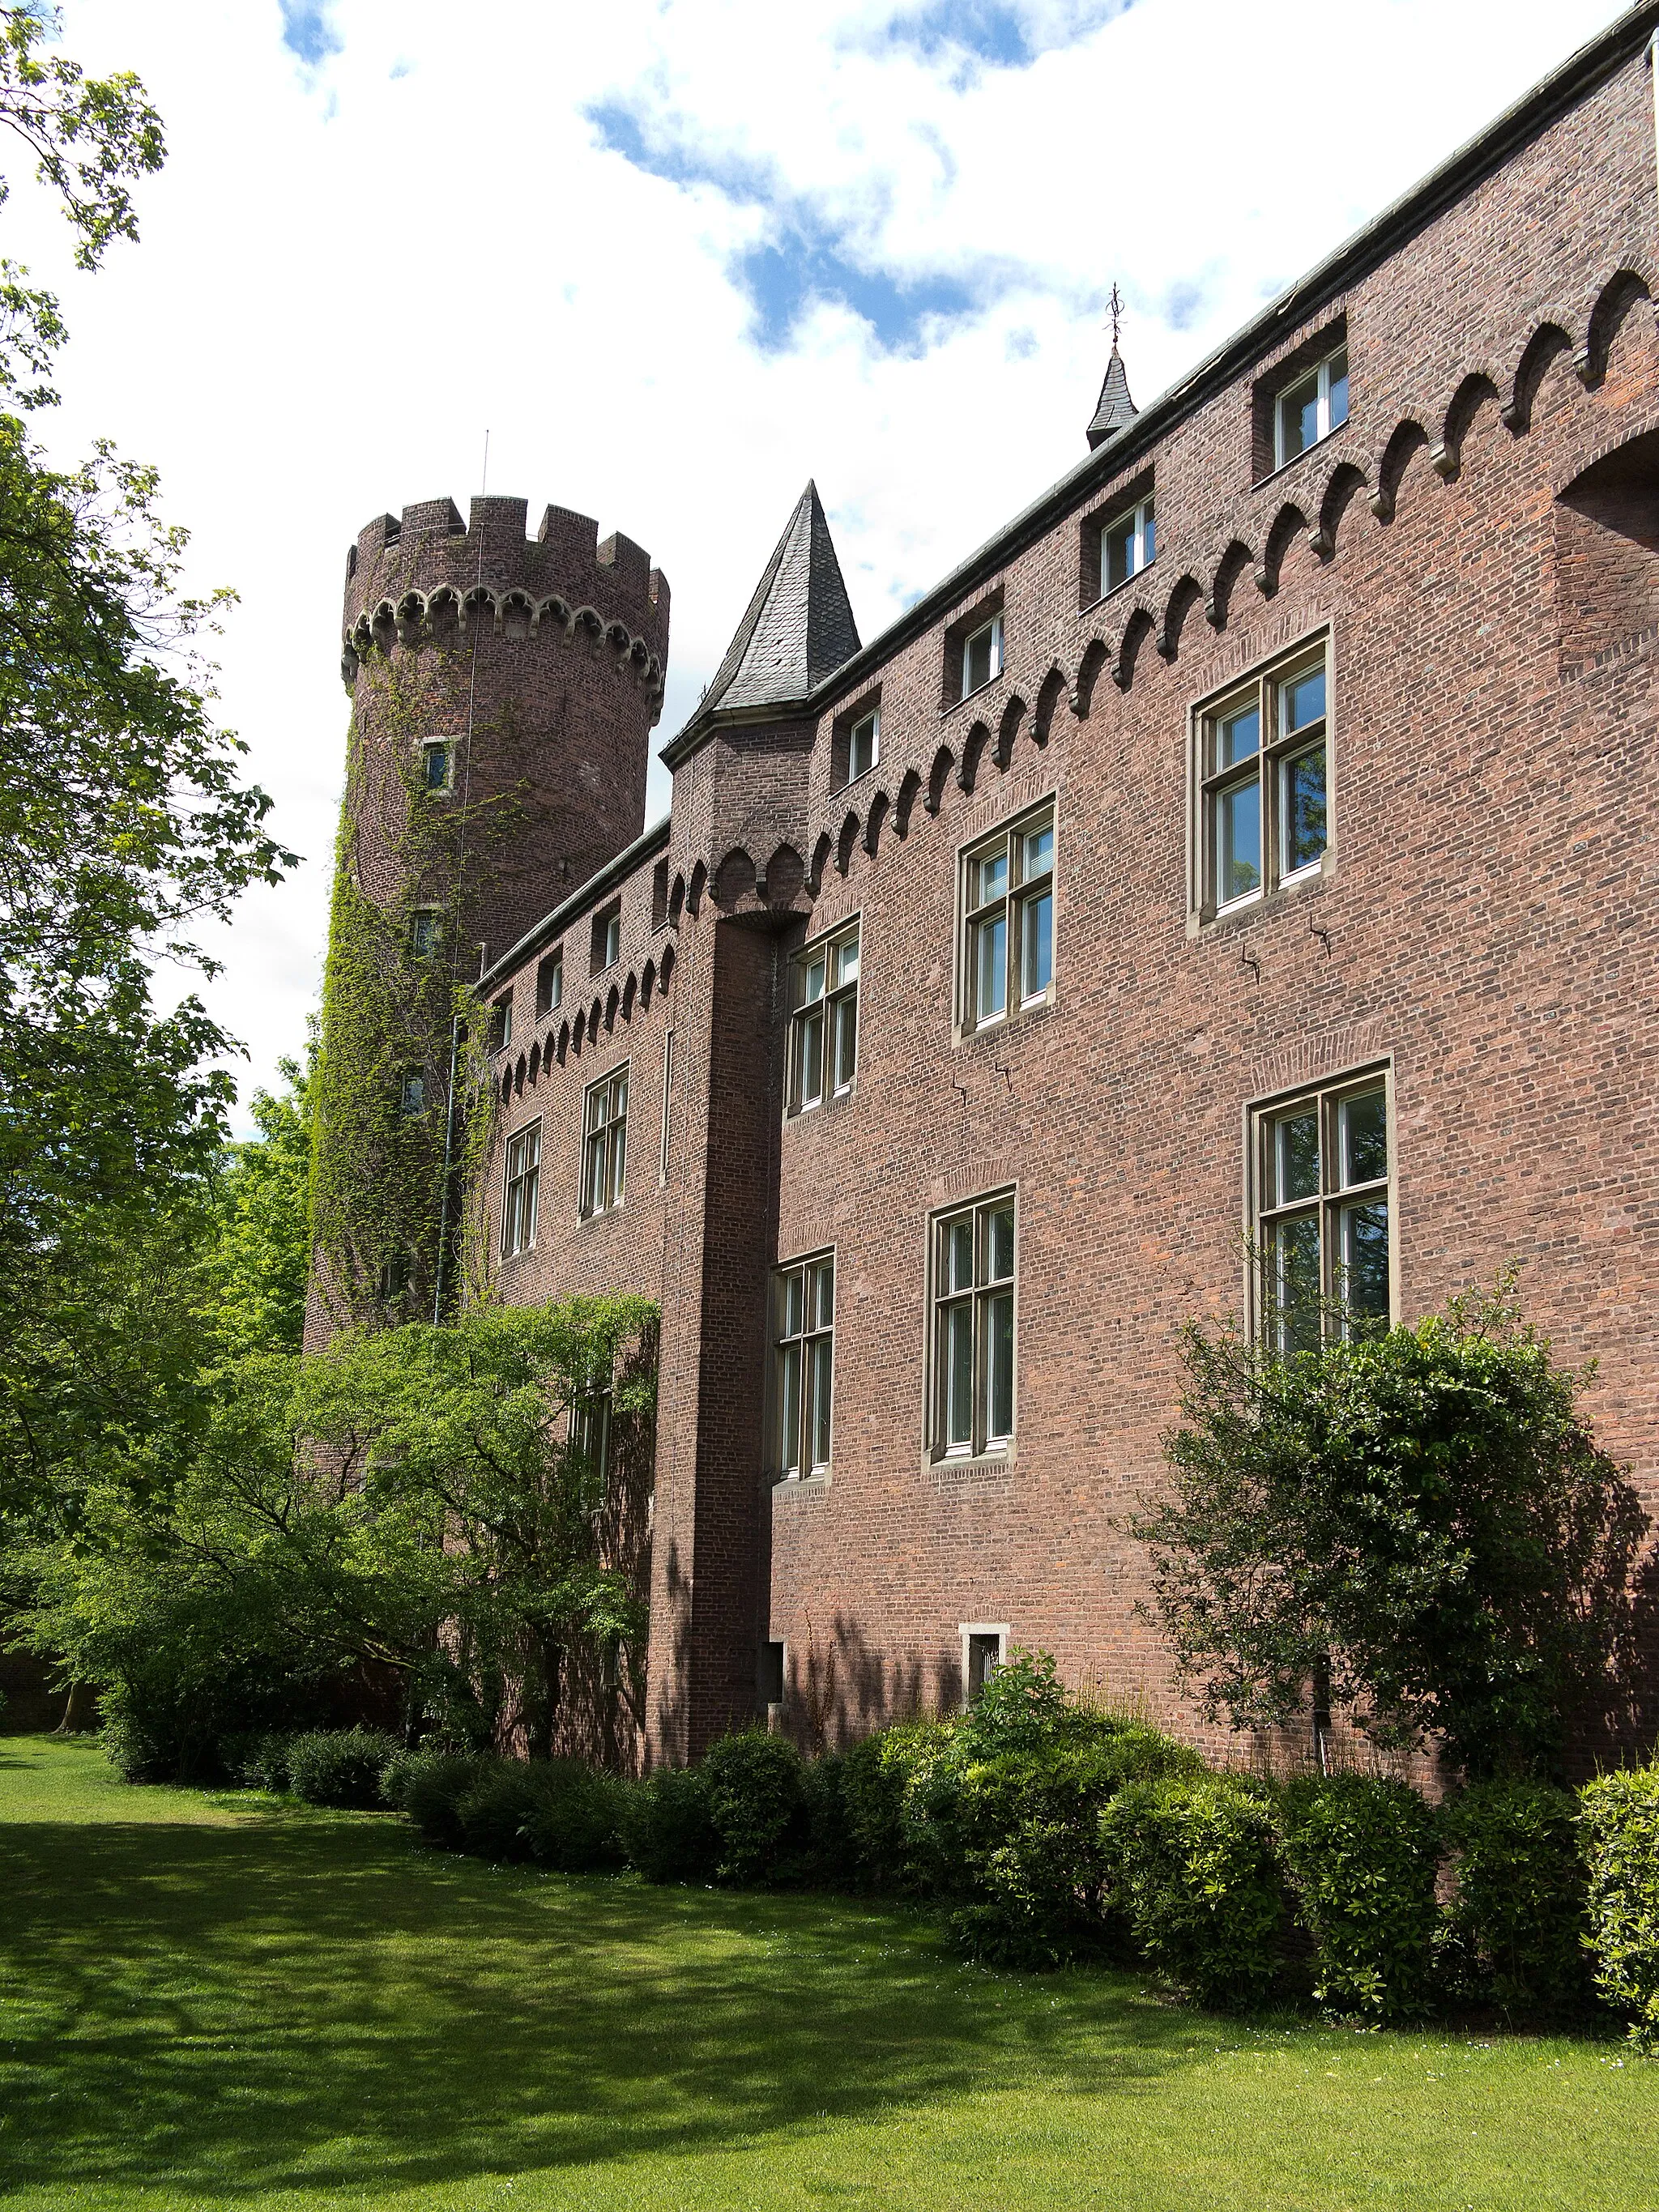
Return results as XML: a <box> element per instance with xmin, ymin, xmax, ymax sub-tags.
<box><xmin>340</xmin><ymin>492</ymin><xmax>670</xmax><ymax>972</ymax></box>
<box><xmin>307</xmin><ymin>494</ymin><xmax>670</xmax><ymax>1336</ymax></box>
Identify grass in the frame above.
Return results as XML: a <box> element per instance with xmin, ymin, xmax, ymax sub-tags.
<box><xmin>0</xmin><ymin>1736</ymin><xmax>1654</xmax><ymax>2211</ymax></box>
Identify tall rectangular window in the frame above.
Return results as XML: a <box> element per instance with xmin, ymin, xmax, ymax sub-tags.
<box><xmin>847</xmin><ymin>709</ymin><xmax>879</xmax><ymax>781</ymax></box>
<box><xmin>580</xmin><ymin>1065</ymin><xmax>628</xmax><ymax>1217</ymax></box>
<box><xmin>410</xmin><ymin>908</ymin><xmax>442</xmax><ymax>957</ymax></box>
<box><xmin>488</xmin><ymin>993</ymin><xmax>514</xmax><ymax>1055</ymax></box>
<box><xmin>501</xmin><ymin>1120</ymin><xmax>540</xmax><ymax>1258</ymax></box>
<box><xmin>536</xmin><ymin>951</ymin><xmax>563</xmax><ymax>1016</ymax></box>
<box><xmin>774</xmin><ymin>1251</ymin><xmax>834</xmax><ymax>1477</ymax></box>
<box><xmin>422</xmin><ymin>739</ymin><xmax>452</xmax><ymax>793</ymax></box>
<box><xmin>569</xmin><ymin>1391</ymin><xmax>612</xmax><ymax>1482</ymax></box>
<box><xmin>592</xmin><ymin>903</ymin><xmax>621</xmax><ymax>974</ymax></box>
<box><xmin>961</xmin><ymin>800</ymin><xmax>1054</xmax><ymax>1034</ymax></box>
<box><xmin>929</xmin><ymin>1191</ymin><xmax>1016</xmax><ymax>1459</ymax></box>
<box><xmin>1102</xmin><ymin>495</ymin><xmax>1155</xmax><ymax>593</ymax></box>
<box><xmin>962</xmin><ymin>613</ymin><xmax>1004</xmax><ymax>697</ymax></box>
<box><xmin>1252</xmin><ymin>1071</ymin><xmax>1392</xmax><ymax>1352</ymax></box>
<box><xmin>1274</xmin><ymin>343</ymin><xmax>1349</xmax><ymax>469</ymax></box>
<box><xmin>399</xmin><ymin>1069</ymin><xmax>426</xmax><ymax>1116</ymax></box>
<box><xmin>1196</xmin><ymin>639</ymin><xmax>1328</xmax><ymax>918</ymax></box>
<box><xmin>788</xmin><ymin>918</ymin><xmax>859</xmax><ymax>1114</ymax></box>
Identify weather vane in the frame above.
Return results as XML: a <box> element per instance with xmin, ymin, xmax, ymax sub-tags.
<box><xmin>1107</xmin><ymin>283</ymin><xmax>1124</xmax><ymax>348</ymax></box>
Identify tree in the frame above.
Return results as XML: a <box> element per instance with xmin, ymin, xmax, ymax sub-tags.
<box><xmin>1133</xmin><ymin>1284</ymin><xmax>1647</xmax><ymax>1779</ymax></box>
<box><xmin>0</xmin><ymin>10</ymin><xmax>293</xmax><ymax>1536</ymax></box>
<box><xmin>203</xmin><ymin>1043</ymin><xmax>315</xmax><ymax>1360</ymax></box>
<box><xmin>12</xmin><ymin>1297</ymin><xmax>660</xmax><ymax>1775</ymax></box>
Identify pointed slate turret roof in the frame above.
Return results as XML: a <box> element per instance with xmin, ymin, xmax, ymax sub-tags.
<box><xmin>1085</xmin><ymin>343</ymin><xmax>1138</xmax><ymax>449</ymax></box>
<box><xmin>701</xmin><ymin>481</ymin><xmax>861</xmax><ymax>716</ymax></box>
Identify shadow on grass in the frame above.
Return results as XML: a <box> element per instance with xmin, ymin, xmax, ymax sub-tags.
<box><xmin>0</xmin><ymin>1808</ymin><xmax>1207</xmax><ymax>2199</ymax></box>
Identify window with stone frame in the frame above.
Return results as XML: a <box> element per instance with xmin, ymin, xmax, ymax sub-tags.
<box><xmin>501</xmin><ymin>1119</ymin><xmax>540</xmax><ymax>1259</ymax></box>
<box><xmin>959</xmin><ymin>800</ymin><xmax>1055</xmax><ymax>1034</ymax></box>
<box><xmin>788</xmin><ymin>918</ymin><xmax>859</xmax><ymax>1114</ymax></box>
<box><xmin>580</xmin><ymin>1064</ymin><xmax>628</xmax><ymax>1217</ymax></box>
<box><xmin>774</xmin><ymin>1250</ymin><xmax>834</xmax><ymax>1478</ymax></box>
<box><xmin>1194</xmin><ymin>637</ymin><xmax>1329</xmax><ymax>919</ymax></box>
<box><xmin>928</xmin><ymin>1190</ymin><xmax>1016</xmax><ymax>1460</ymax></box>
<box><xmin>1251</xmin><ymin>1069</ymin><xmax>1392</xmax><ymax>1353</ymax></box>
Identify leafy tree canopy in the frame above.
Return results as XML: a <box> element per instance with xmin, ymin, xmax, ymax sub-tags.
<box><xmin>203</xmin><ymin>1044</ymin><xmax>315</xmax><ymax>1362</ymax></box>
<box><xmin>13</xmin><ymin>1297</ymin><xmax>661</xmax><ymax>1773</ymax></box>
<box><xmin>0</xmin><ymin>9</ymin><xmax>293</xmax><ymax>1534</ymax></box>
<box><xmin>1134</xmin><ymin>1283</ymin><xmax>1647</xmax><ymax>1779</ymax></box>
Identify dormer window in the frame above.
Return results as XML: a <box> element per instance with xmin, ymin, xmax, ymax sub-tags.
<box><xmin>848</xmin><ymin>709</ymin><xmax>878</xmax><ymax>781</ymax></box>
<box><xmin>1102</xmin><ymin>497</ymin><xmax>1155</xmax><ymax>593</ymax></box>
<box><xmin>422</xmin><ymin>739</ymin><xmax>452</xmax><ymax>793</ymax></box>
<box><xmin>1275</xmin><ymin>343</ymin><xmax>1349</xmax><ymax>469</ymax></box>
<box><xmin>962</xmin><ymin>615</ymin><xmax>1004</xmax><ymax>697</ymax></box>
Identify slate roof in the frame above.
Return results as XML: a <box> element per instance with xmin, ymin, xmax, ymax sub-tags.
<box><xmin>701</xmin><ymin>481</ymin><xmax>862</xmax><ymax>717</ymax></box>
<box><xmin>1085</xmin><ymin>344</ymin><xmax>1138</xmax><ymax>449</ymax></box>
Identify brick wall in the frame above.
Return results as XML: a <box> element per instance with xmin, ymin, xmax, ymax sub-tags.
<box><xmin>453</xmin><ymin>23</ymin><xmax>1659</xmax><ymax>1770</ymax></box>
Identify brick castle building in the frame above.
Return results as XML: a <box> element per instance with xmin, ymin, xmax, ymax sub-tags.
<box><xmin>320</xmin><ymin>6</ymin><xmax>1659</xmax><ymax>1765</ymax></box>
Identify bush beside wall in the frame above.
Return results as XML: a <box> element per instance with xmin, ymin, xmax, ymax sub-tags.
<box><xmin>1580</xmin><ymin>1765</ymin><xmax>1659</xmax><ymax>2052</ymax></box>
<box><xmin>1277</xmin><ymin>1774</ymin><xmax>1443</xmax><ymax>2022</ymax></box>
<box><xmin>1100</xmin><ymin>1774</ymin><xmax>1287</xmax><ymax>2009</ymax></box>
<box><xmin>1440</xmin><ymin>1780</ymin><xmax>1590</xmax><ymax>2018</ymax></box>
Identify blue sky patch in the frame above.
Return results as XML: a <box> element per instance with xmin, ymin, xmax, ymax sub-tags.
<box><xmin>859</xmin><ymin>0</ymin><xmax>1132</xmax><ymax>70</ymax></box>
<box><xmin>279</xmin><ymin>2</ymin><xmax>341</xmax><ymax>66</ymax></box>
<box><xmin>588</xmin><ymin>99</ymin><xmax>1015</xmax><ymax>352</ymax></box>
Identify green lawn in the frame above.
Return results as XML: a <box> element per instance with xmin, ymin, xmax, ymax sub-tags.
<box><xmin>0</xmin><ymin>1737</ymin><xmax>1653</xmax><ymax>2211</ymax></box>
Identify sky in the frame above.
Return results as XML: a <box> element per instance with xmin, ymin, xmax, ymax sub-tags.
<box><xmin>5</xmin><ymin>0</ymin><xmax>1633</xmax><ymax>1126</ymax></box>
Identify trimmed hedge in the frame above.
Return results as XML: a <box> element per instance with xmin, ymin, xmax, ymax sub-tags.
<box><xmin>1440</xmin><ymin>1780</ymin><xmax>1589</xmax><ymax>2017</ymax></box>
<box><xmin>1099</xmin><ymin>1773</ymin><xmax>1286</xmax><ymax>2008</ymax></box>
<box><xmin>1278</xmin><ymin>1774</ymin><xmax>1441</xmax><ymax>2021</ymax></box>
<box><xmin>284</xmin><ymin>1727</ymin><xmax>401</xmax><ymax>1809</ymax></box>
<box><xmin>209</xmin><ymin>1681</ymin><xmax>1659</xmax><ymax>2041</ymax></box>
<box><xmin>1580</xmin><ymin>1763</ymin><xmax>1659</xmax><ymax>2052</ymax></box>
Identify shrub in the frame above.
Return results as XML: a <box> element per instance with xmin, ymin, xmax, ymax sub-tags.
<box><xmin>284</xmin><ymin>1727</ymin><xmax>401</xmax><ymax>1809</ymax></box>
<box><xmin>1579</xmin><ymin>1763</ymin><xmax>1659</xmax><ymax>2052</ymax></box>
<box><xmin>400</xmin><ymin>1752</ymin><xmax>493</xmax><ymax>1848</ymax></box>
<box><xmin>455</xmin><ymin>1759</ymin><xmax>552</xmax><ymax>1862</ymax></box>
<box><xmin>1439</xmin><ymin>1780</ymin><xmax>1589</xmax><ymax>2017</ymax></box>
<box><xmin>949</xmin><ymin>1814</ymin><xmax>1103</xmax><ymax>1969</ymax></box>
<box><xmin>1099</xmin><ymin>1774</ymin><xmax>1286</xmax><ymax>2008</ymax></box>
<box><xmin>700</xmin><ymin>1732</ymin><xmax>811</xmax><ymax>1886</ymax></box>
<box><xmin>836</xmin><ymin>1720</ymin><xmax>950</xmax><ymax>1888</ymax></box>
<box><xmin>523</xmin><ymin>1762</ymin><xmax>628</xmax><ymax>1873</ymax></box>
<box><xmin>616</xmin><ymin>1764</ymin><xmax>719</xmax><ymax>1884</ymax></box>
<box><xmin>221</xmin><ymin>1730</ymin><xmax>294</xmax><ymax>1793</ymax></box>
<box><xmin>1278</xmin><ymin>1772</ymin><xmax>1441</xmax><ymax>2020</ymax></box>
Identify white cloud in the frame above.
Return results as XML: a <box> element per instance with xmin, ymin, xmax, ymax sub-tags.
<box><xmin>6</xmin><ymin>0</ymin><xmax>1630</xmax><ymax>1124</ymax></box>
